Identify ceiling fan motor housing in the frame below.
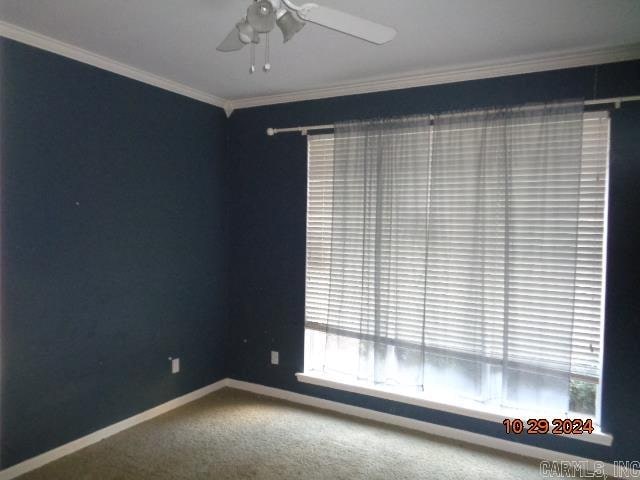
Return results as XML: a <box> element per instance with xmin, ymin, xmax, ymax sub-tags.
<box><xmin>247</xmin><ymin>0</ymin><xmax>277</xmax><ymax>33</ymax></box>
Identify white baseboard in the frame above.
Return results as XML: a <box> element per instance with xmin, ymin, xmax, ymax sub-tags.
<box><xmin>2</xmin><ymin>377</ymin><xmax>634</xmax><ymax>479</ymax></box>
<box><xmin>225</xmin><ymin>379</ymin><xmax>633</xmax><ymax>479</ymax></box>
<box><xmin>0</xmin><ymin>379</ymin><xmax>229</xmax><ymax>480</ymax></box>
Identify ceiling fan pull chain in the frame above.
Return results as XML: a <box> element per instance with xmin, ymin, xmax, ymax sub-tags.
<box><xmin>249</xmin><ymin>42</ymin><xmax>256</xmax><ymax>74</ymax></box>
<box><xmin>263</xmin><ymin>32</ymin><xmax>271</xmax><ymax>72</ymax></box>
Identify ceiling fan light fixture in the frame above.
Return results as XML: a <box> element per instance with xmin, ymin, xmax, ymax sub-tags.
<box><xmin>276</xmin><ymin>10</ymin><xmax>305</xmax><ymax>43</ymax></box>
<box><xmin>237</xmin><ymin>19</ymin><xmax>259</xmax><ymax>44</ymax></box>
<box><xmin>247</xmin><ymin>0</ymin><xmax>276</xmax><ymax>33</ymax></box>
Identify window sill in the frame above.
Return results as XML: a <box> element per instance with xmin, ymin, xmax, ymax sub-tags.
<box><xmin>295</xmin><ymin>372</ymin><xmax>613</xmax><ymax>447</ymax></box>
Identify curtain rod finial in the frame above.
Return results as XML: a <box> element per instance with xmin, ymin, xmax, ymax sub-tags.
<box><xmin>266</xmin><ymin>128</ymin><xmax>275</xmax><ymax>136</ymax></box>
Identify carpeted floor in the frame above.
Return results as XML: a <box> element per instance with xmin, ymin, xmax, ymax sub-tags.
<box><xmin>18</xmin><ymin>388</ymin><xmax>555</xmax><ymax>479</ymax></box>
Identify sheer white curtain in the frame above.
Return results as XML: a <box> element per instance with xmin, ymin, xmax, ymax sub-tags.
<box><xmin>321</xmin><ymin>117</ymin><xmax>433</xmax><ymax>389</ymax></box>
<box><xmin>310</xmin><ymin>101</ymin><xmax>586</xmax><ymax>414</ymax></box>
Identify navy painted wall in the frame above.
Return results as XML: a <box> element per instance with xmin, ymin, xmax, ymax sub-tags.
<box><xmin>0</xmin><ymin>39</ymin><xmax>229</xmax><ymax>468</ymax></box>
<box><xmin>226</xmin><ymin>60</ymin><xmax>640</xmax><ymax>463</ymax></box>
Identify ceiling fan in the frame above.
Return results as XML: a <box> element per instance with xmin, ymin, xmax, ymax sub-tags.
<box><xmin>217</xmin><ymin>0</ymin><xmax>396</xmax><ymax>73</ymax></box>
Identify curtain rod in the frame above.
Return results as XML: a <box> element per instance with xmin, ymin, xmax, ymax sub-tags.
<box><xmin>265</xmin><ymin>95</ymin><xmax>640</xmax><ymax>136</ymax></box>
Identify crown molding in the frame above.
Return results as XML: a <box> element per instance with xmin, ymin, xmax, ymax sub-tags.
<box><xmin>1</xmin><ymin>19</ymin><xmax>639</xmax><ymax>115</ymax></box>
<box><xmin>227</xmin><ymin>43</ymin><xmax>640</xmax><ymax>111</ymax></box>
<box><xmin>0</xmin><ymin>21</ymin><xmax>226</xmax><ymax>109</ymax></box>
<box><xmin>223</xmin><ymin>100</ymin><xmax>235</xmax><ymax>117</ymax></box>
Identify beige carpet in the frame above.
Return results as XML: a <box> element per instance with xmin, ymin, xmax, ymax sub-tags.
<box><xmin>17</xmin><ymin>388</ymin><xmax>559</xmax><ymax>479</ymax></box>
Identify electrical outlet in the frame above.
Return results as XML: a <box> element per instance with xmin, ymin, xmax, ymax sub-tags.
<box><xmin>271</xmin><ymin>351</ymin><xmax>279</xmax><ymax>365</ymax></box>
<box><xmin>171</xmin><ymin>357</ymin><xmax>180</xmax><ymax>374</ymax></box>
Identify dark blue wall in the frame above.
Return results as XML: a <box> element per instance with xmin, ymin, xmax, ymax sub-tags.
<box><xmin>226</xmin><ymin>60</ymin><xmax>640</xmax><ymax>463</ymax></box>
<box><xmin>0</xmin><ymin>39</ymin><xmax>229</xmax><ymax>468</ymax></box>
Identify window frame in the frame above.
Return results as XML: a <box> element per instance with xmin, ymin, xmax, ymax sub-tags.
<box><xmin>300</xmin><ymin>112</ymin><xmax>612</xmax><ymax>445</ymax></box>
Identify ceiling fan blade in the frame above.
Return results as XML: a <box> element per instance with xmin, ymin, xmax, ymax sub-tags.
<box><xmin>217</xmin><ymin>27</ymin><xmax>245</xmax><ymax>52</ymax></box>
<box><xmin>297</xmin><ymin>4</ymin><xmax>396</xmax><ymax>45</ymax></box>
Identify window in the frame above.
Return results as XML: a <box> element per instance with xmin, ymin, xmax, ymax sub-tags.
<box><xmin>303</xmin><ymin>109</ymin><xmax>610</xmax><ymax>424</ymax></box>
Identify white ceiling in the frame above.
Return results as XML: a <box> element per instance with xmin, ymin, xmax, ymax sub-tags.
<box><xmin>1</xmin><ymin>0</ymin><xmax>640</xmax><ymax>108</ymax></box>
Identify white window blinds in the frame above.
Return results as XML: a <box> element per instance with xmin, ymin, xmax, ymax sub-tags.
<box><xmin>305</xmin><ymin>110</ymin><xmax>609</xmax><ymax>392</ymax></box>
